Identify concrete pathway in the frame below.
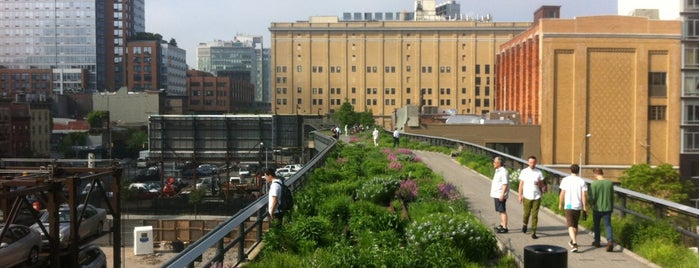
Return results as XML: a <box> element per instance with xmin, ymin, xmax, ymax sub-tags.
<box><xmin>414</xmin><ymin>150</ymin><xmax>659</xmax><ymax>268</ymax></box>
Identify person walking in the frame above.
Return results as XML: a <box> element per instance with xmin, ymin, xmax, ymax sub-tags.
<box><xmin>372</xmin><ymin>128</ymin><xmax>380</xmax><ymax>146</ymax></box>
<box><xmin>558</xmin><ymin>164</ymin><xmax>588</xmax><ymax>253</ymax></box>
<box><xmin>392</xmin><ymin>128</ymin><xmax>400</xmax><ymax>147</ymax></box>
<box><xmin>490</xmin><ymin>156</ymin><xmax>509</xmax><ymax>233</ymax></box>
<box><xmin>589</xmin><ymin>168</ymin><xmax>615</xmax><ymax>252</ymax></box>
<box><xmin>518</xmin><ymin>156</ymin><xmax>546</xmax><ymax>239</ymax></box>
<box><xmin>265</xmin><ymin>168</ymin><xmax>285</xmax><ymax>227</ymax></box>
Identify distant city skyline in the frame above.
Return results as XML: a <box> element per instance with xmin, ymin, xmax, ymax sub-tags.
<box><xmin>146</xmin><ymin>0</ymin><xmax>618</xmax><ymax>68</ymax></box>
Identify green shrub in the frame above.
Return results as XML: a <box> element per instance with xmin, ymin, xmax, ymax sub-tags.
<box><xmin>348</xmin><ymin>200</ymin><xmax>405</xmax><ymax>234</ymax></box>
<box><xmin>245</xmin><ymin>251</ymin><xmax>304</xmax><ymax>268</ymax></box>
<box><xmin>406</xmin><ymin>213</ymin><xmax>498</xmax><ymax>263</ymax></box>
<box><xmin>317</xmin><ymin>195</ymin><xmax>353</xmax><ymax>232</ymax></box>
<box><xmin>408</xmin><ymin>200</ymin><xmax>469</xmax><ymax>220</ymax></box>
<box><xmin>288</xmin><ymin>216</ymin><xmax>334</xmax><ymax>250</ymax></box>
<box><xmin>355</xmin><ymin>177</ymin><xmax>401</xmax><ymax>205</ymax></box>
<box><xmin>635</xmin><ymin>237</ymin><xmax>699</xmax><ymax>268</ymax></box>
<box><xmin>618</xmin><ymin>218</ymin><xmax>680</xmax><ymax>250</ymax></box>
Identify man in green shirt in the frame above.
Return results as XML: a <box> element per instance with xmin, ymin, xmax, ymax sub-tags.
<box><xmin>589</xmin><ymin>168</ymin><xmax>615</xmax><ymax>252</ymax></box>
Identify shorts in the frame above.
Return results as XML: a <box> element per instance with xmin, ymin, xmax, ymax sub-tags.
<box><xmin>493</xmin><ymin>198</ymin><xmax>507</xmax><ymax>212</ymax></box>
<box><xmin>565</xmin><ymin>209</ymin><xmax>581</xmax><ymax>228</ymax></box>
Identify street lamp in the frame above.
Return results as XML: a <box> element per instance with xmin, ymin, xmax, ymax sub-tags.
<box><xmin>579</xmin><ymin>133</ymin><xmax>592</xmax><ymax>176</ymax></box>
<box><xmin>260</xmin><ymin>141</ymin><xmax>268</xmax><ymax>170</ymax></box>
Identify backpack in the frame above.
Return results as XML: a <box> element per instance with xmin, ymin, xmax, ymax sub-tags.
<box><xmin>274</xmin><ymin>181</ymin><xmax>294</xmax><ymax>212</ymax></box>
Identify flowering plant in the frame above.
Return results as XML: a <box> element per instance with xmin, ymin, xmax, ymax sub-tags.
<box><xmin>396</xmin><ymin>178</ymin><xmax>418</xmax><ymax>202</ymax></box>
<box><xmin>437</xmin><ymin>182</ymin><xmax>462</xmax><ymax>201</ymax></box>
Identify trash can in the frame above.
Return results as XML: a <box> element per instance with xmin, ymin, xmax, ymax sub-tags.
<box><xmin>171</xmin><ymin>239</ymin><xmax>184</xmax><ymax>253</ymax></box>
<box><xmin>524</xmin><ymin>244</ymin><xmax>567</xmax><ymax>268</ymax></box>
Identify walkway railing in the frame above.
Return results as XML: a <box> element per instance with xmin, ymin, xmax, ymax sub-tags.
<box><xmin>160</xmin><ymin>132</ymin><xmax>337</xmax><ymax>268</ymax></box>
<box><xmin>403</xmin><ymin>132</ymin><xmax>699</xmax><ymax>247</ymax></box>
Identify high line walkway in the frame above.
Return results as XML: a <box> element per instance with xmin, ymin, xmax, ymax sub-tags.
<box><xmin>413</xmin><ymin>150</ymin><xmax>659</xmax><ymax>268</ymax></box>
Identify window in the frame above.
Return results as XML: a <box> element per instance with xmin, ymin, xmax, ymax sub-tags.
<box><xmin>352</xmin><ymin>66</ymin><xmax>356</xmax><ymax>72</ymax></box>
<box><xmin>406</xmin><ymin>87</ymin><xmax>411</xmax><ymax>93</ymax></box>
<box><xmin>297</xmin><ymin>87</ymin><xmax>302</xmax><ymax>93</ymax></box>
<box><xmin>475</xmin><ymin>64</ymin><xmax>480</xmax><ymax>74</ymax></box>
<box><xmin>352</xmin><ymin>87</ymin><xmax>356</xmax><ymax>93</ymax></box>
<box><xmin>649</xmin><ymin>72</ymin><xmax>667</xmax><ymax>97</ymax></box>
<box><xmin>406</xmin><ymin>66</ymin><xmax>411</xmax><ymax>72</ymax></box>
<box><xmin>462</xmin><ymin>88</ymin><xmax>466</xmax><ymax>94</ymax></box>
<box><xmin>649</xmin><ymin>105</ymin><xmax>666</xmax><ymax>120</ymax></box>
<box><xmin>685</xmin><ymin>103</ymin><xmax>699</xmax><ymax>124</ymax></box>
<box><xmin>485</xmin><ymin>65</ymin><xmax>490</xmax><ymax>74</ymax></box>
<box><xmin>462</xmin><ymin>66</ymin><xmax>467</xmax><ymax>72</ymax></box>
<box><xmin>297</xmin><ymin>65</ymin><xmax>302</xmax><ymax>72</ymax></box>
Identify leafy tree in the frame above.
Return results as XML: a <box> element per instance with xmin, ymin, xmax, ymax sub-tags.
<box><xmin>169</xmin><ymin>38</ymin><xmax>177</xmax><ymax>47</ymax></box>
<box><xmin>133</xmin><ymin>32</ymin><xmax>163</xmax><ymax>41</ymax></box>
<box><xmin>357</xmin><ymin>110</ymin><xmax>375</xmax><ymax>127</ymax></box>
<box><xmin>126</xmin><ymin>130</ymin><xmax>148</xmax><ymax>154</ymax></box>
<box><xmin>58</xmin><ymin>132</ymin><xmax>88</xmax><ymax>157</ymax></box>
<box><xmin>333</xmin><ymin>100</ymin><xmax>357</xmax><ymax>127</ymax></box>
<box><xmin>86</xmin><ymin>110</ymin><xmax>109</xmax><ymax>129</ymax></box>
<box><xmin>618</xmin><ymin>163</ymin><xmax>693</xmax><ymax>203</ymax></box>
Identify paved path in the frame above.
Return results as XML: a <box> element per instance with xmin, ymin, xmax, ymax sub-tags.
<box><xmin>414</xmin><ymin>150</ymin><xmax>659</xmax><ymax>268</ymax></box>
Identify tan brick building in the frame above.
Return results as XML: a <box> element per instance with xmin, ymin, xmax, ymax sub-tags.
<box><xmin>496</xmin><ymin>13</ymin><xmax>681</xmax><ymax>172</ymax></box>
<box><xmin>270</xmin><ymin>17</ymin><xmax>531</xmax><ymax>127</ymax></box>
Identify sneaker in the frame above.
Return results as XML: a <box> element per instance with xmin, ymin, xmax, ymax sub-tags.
<box><xmin>571</xmin><ymin>244</ymin><xmax>579</xmax><ymax>253</ymax></box>
<box><xmin>592</xmin><ymin>241</ymin><xmax>602</xmax><ymax>248</ymax></box>
<box><xmin>521</xmin><ymin>225</ymin><xmax>527</xmax><ymax>233</ymax></box>
<box><xmin>497</xmin><ymin>228</ymin><xmax>509</xmax><ymax>233</ymax></box>
<box><xmin>568</xmin><ymin>240</ymin><xmax>575</xmax><ymax>248</ymax></box>
<box><xmin>606</xmin><ymin>242</ymin><xmax>614</xmax><ymax>252</ymax></box>
<box><xmin>531</xmin><ymin>233</ymin><xmax>538</xmax><ymax>239</ymax></box>
<box><xmin>494</xmin><ymin>225</ymin><xmax>503</xmax><ymax>231</ymax></box>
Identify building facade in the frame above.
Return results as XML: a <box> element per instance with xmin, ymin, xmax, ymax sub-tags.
<box><xmin>30</xmin><ymin>101</ymin><xmax>51</xmax><ymax>157</ymax></box>
<box><xmin>186</xmin><ymin>70</ymin><xmax>255</xmax><ymax>114</ymax></box>
<box><xmin>495</xmin><ymin>13</ymin><xmax>681</xmax><ymax>174</ymax></box>
<box><xmin>0</xmin><ymin>0</ymin><xmax>144</xmax><ymax>92</ymax></box>
<box><xmin>0</xmin><ymin>100</ymin><xmax>31</xmax><ymax>157</ymax></box>
<box><xmin>681</xmin><ymin>0</ymin><xmax>699</xmax><ymax>190</ymax></box>
<box><xmin>92</xmin><ymin>87</ymin><xmax>163</xmax><ymax>126</ymax></box>
<box><xmin>269</xmin><ymin>17</ymin><xmax>530</xmax><ymax>127</ymax></box>
<box><xmin>125</xmin><ymin>40</ymin><xmax>186</xmax><ymax>95</ymax></box>
<box><xmin>196</xmin><ymin>38</ymin><xmax>264</xmax><ymax>103</ymax></box>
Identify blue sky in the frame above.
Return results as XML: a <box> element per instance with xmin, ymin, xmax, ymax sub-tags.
<box><xmin>145</xmin><ymin>0</ymin><xmax>617</xmax><ymax>67</ymax></box>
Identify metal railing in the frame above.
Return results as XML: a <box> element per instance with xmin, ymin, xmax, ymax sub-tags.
<box><xmin>160</xmin><ymin>132</ymin><xmax>337</xmax><ymax>268</ymax></box>
<box><xmin>403</xmin><ymin>132</ymin><xmax>699</xmax><ymax>246</ymax></box>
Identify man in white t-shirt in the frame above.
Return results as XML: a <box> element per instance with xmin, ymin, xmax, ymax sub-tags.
<box><xmin>266</xmin><ymin>168</ymin><xmax>284</xmax><ymax>227</ymax></box>
<box><xmin>558</xmin><ymin>164</ymin><xmax>588</xmax><ymax>253</ymax></box>
<box><xmin>490</xmin><ymin>156</ymin><xmax>509</xmax><ymax>233</ymax></box>
<box><xmin>518</xmin><ymin>156</ymin><xmax>546</xmax><ymax>239</ymax></box>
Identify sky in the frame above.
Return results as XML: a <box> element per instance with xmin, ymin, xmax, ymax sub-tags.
<box><xmin>145</xmin><ymin>0</ymin><xmax>618</xmax><ymax>68</ymax></box>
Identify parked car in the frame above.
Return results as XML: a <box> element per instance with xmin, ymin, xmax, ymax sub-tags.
<box><xmin>0</xmin><ymin>224</ymin><xmax>42</xmax><ymax>267</ymax></box>
<box><xmin>30</xmin><ymin>204</ymin><xmax>107</xmax><ymax>248</ymax></box>
<box><xmin>128</xmin><ymin>183</ymin><xmax>159</xmax><ymax>199</ymax></box>
<box><xmin>275</xmin><ymin>168</ymin><xmax>296</xmax><ymax>178</ymax></box>
<box><xmin>77</xmin><ymin>244</ymin><xmax>107</xmax><ymax>268</ymax></box>
<box><xmin>196</xmin><ymin>164</ymin><xmax>217</xmax><ymax>176</ymax></box>
<box><xmin>283</xmin><ymin>164</ymin><xmax>303</xmax><ymax>172</ymax></box>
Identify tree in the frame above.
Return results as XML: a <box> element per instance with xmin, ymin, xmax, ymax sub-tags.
<box><xmin>618</xmin><ymin>163</ymin><xmax>693</xmax><ymax>203</ymax></box>
<box><xmin>169</xmin><ymin>38</ymin><xmax>177</xmax><ymax>47</ymax></box>
<box><xmin>333</xmin><ymin>100</ymin><xmax>357</xmax><ymax>126</ymax></box>
<box><xmin>86</xmin><ymin>110</ymin><xmax>109</xmax><ymax>129</ymax></box>
<box><xmin>126</xmin><ymin>130</ymin><xmax>148</xmax><ymax>154</ymax></box>
<box><xmin>58</xmin><ymin>132</ymin><xmax>88</xmax><ymax>157</ymax></box>
<box><xmin>358</xmin><ymin>110</ymin><xmax>376</xmax><ymax>127</ymax></box>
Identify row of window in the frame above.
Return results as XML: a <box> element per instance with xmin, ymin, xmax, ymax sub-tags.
<box><xmin>275</xmin><ymin>86</ymin><xmax>489</xmax><ymax>96</ymax></box>
<box><xmin>190</xmin><ymin>90</ymin><xmax>229</xmax><ymax>97</ymax></box>
<box><xmin>190</xmin><ymin>82</ymin><xmax>228</xmax><ymax>87</ymax></box>
<box><xmin>273</xmin><ymin>64</ymin><xmax>491</xmax><ymax>74</ymax></box>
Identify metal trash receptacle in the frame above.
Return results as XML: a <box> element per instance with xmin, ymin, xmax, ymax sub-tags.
<box><xmin>172</xmin><ymin>239</ymin><xmax>184</xmax><ymax>253</ymax></box>
<box><xmin>524</xmin><ymin>244</ymin><xmax>567</xmax><ymax>268</ymax></box>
